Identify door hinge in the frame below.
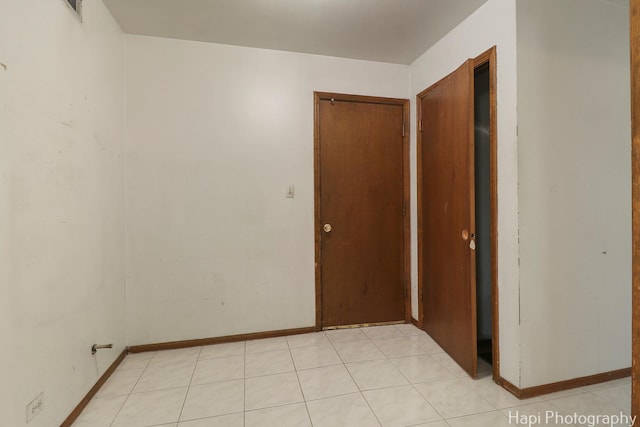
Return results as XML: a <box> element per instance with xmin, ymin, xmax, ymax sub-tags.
<box><xmin>404</xmin><ymin>282</ymin><xmax>408</xmax><ymax>298</ymax></box>
<box><xmin>402</xmin><ymin>123</ymin><xmax>405</xmax><ymax>137</ymax></box>
<box><xmin>402</xmin><ymin>203</ymin><xmax>406</xmax><ymax>217</ymax></box>
<box><xmin>419</xmin><ymin>120</ymin><xmax>423</xmax><ymax>132</ymax></box>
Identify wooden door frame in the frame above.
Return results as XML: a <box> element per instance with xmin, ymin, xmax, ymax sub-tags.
<box><xmin>313</xmin><ymin>92</ymin><xmax>412</xmax><ymax>330</ymax></box>
<box><xmin>631</xmin><ymin>0</ymin><xmax>639</xmax><ymax>419</ymax></box>
<box><xmin>416</xmin><ymin>46</ymin><xmax>499</xmax><ymax>379</ymax></box>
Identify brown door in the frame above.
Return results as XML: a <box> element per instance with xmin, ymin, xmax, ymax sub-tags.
<box><xmin>315</xmin><ymin>93</ymin><xmax>408</xmax><ymax>328</ymax></box>
<box><xmin>418</xmin><ymin>60</ymin><xmax>478</xmax><ymax>377</ymax></box>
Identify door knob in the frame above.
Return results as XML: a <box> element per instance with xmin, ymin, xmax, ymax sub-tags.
<box><xmin>323</xmin><ymin>224</ymin><xmax>332</xmax><ymax>233</ymax></box>
<box><xmin>462</xmin><ymin>229</ymin><xmax>476</xmax><ymax>249</ymax></box>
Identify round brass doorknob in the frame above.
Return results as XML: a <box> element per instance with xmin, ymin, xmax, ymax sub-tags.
<box><xmin>323</xmin><ymin>224</ymin><xmax>332</xmax><ymax>233</ymax></box>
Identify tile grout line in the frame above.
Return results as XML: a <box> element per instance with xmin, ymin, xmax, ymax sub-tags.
<box><xmin>338</xmin><ymin>328</ymin><xmax>384</xmax><ymax>427</ymax></box>
<box><xmin>176</xmin><ymin>346</ymin><xmax>203</xmax><ymax>424</ymax></box>
<box><xmin>389</xmin><ymin>325</ymin><xmax>494</xmax><ymax>424</ymax></box>
<box><xmin>377</xmin><ymin>328</ymin><xmax>451</xmax><ymax>425</ymax></box>
<box><xmin>325</xmin><ymin>328</ymin><xmax>369</xmax><ymax>365</ymax></box>
<box><xmin>401</xmin><ymin>360</ymin><xmax>500</xmax><ymax>422</ymax></box>
<box><xmin>107</xmin><ymin>351</ymin><xmax>156</xmax><ymax>427</ymax></box>
<box><xmin>444</xmin><ymin>407</ymin><xmax>511</xmax><ymax>424</ymax></box>
<box><xmin>156</xmin><ymin>411</ymin><xmax>246</xmax><ymax>426</ymax></box>
<box><xmin>302</xmin><ymin>329</ymin><xmax>365</xmax><ymax>424</ymax></box>
<box><xmin>288</xmin><ymin>334</ymin><xmax>315</xmax><ymax>427</ymax></box>
<box><xmin>332</xmin><ymin>330</ymin><xmax>388</xmax><ymax>365</ymax></box>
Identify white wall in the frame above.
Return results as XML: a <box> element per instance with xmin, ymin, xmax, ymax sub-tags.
<box><xmin>124</xmin><ymin>35</ymin><xmax>410</xmax><ymax>345</ymax></box>
<box><xmin>409</xmin><ymin>0</ymin><xmax>521</xmax><ymax>384</ymax></box>
<box><xmin>0</xmin><ymin>3</ymin><xmax>626</xmax><ymax>422</ymax></box>
<box><xmin>0</xmin><ymin>0</ymin><xmax>125</xmax><ymax>425</ymax></box>
<box><xmin>516</xmin><ymin>0</ymin><xmax>631</xmax><ymax>387</ymax></box>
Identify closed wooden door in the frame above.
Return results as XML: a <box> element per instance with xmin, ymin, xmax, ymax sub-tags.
<box><xmin>418</xmin><ymin>60</ymin><xmax>478</xmax><ymax>376</ymax></box>
<box><xmin>315</xmin><ymin>93</ymin><xmax>409</xmax><ymax>328</ymax></box>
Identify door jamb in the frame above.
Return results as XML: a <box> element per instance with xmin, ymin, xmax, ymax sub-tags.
<box><xmin>416</xmin><ymin>46</ymin><xmax>499</xmax><ymax>380</ymax></box>
<box><xmin>313</xmin><ymin>92</ymin><xmax>412</xmax><ymax>330</ymax></box>
<box><xmin>630</xmin><ymin>0</ymin><xmax>639</xmax><ymax>419</ymax></box>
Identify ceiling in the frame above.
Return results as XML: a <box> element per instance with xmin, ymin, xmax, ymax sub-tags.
<box><xmin>102</xmin><ymin>0</ymin><xmax>488</xmax><ymax>65</ymax></box>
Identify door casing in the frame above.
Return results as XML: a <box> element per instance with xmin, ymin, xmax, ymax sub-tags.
<box><xmin>630</xmin><ymin>0</ymin><xmax>639</xmax><ymax>418</ymax></box>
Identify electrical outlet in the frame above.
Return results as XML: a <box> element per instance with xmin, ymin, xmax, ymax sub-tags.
<box><xmin>26</xmin><ymin>392</ymin><xmax>44</xmax><ymax>423</ymax></box>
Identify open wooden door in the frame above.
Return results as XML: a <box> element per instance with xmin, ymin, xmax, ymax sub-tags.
<box><xmin>418</xmin><ymin>59</ymin><xmax>478</xmax><ymax>377</ymax></box>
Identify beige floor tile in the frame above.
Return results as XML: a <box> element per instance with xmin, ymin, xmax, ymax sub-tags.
<box><xmin>346</xmin><ymin>359</ymin><xmax>408</xmax><ymax>391</ymax></box>
<box><xmin>333</xmin><ymin>340</ymin><xmax>386</xmax><ymax>363</ymax></box>
<box><xmin>363</xmin><ymin>385</ymin><xmax>442</xmax><ymax>427</ymax></box>
<box><xmin>393</xmin><ymin>324</ymin><xmax>425</xmax><ymax>336</ymax></box>
<box><xmin>389</xmin><ymin>355</ymin><xmax>456</xmax><ymax>384</ymax></box>
<box><xmin>244</xmin><ymin>372</ymin><xmax>304</xmax><ymax>410</ymax></box>
<box><xmin>73</xmin><ymin>395</ymin><xmax>127</xmax><ymax>427</ymax></box>
<box><xmin>148</xmin><ymin>347</ymin><xmax>201</xmax><ymax>368</ymax></box>
<box><xmin>245</xmin><ymin>337</ymin><xmax>289</xmax><ymax>354</ymax></box>
<box><xmin>245</xmin><ymin>349</ymin><xmax>294</xmax><ymax>377</ymax></box>
<box><xmin>191</xmin><ymin>355</ymin><xmax>244</xmax><ymax>385</ymax></box>
<box><xmin>96</xmin><ymin>368</ymin><xmax>145</xmax><ymax>397</ymax></box>
<box><xmin>298</xmin><ymin>364</ymin><xmax>359</xmax><ymax>401</ymax></box>
<box><xmin>132</xmin><ymin>360</ymin><xmax>196</xmax><ymax>393</ymax></box>
<box><xmin>118</xmin><ymin>352</ymin><xmax>154</xmax><ymax>370</ymax></box>
<box><xmin>362</xmin><ymin>325</ymin><xmax>405</xmax><ymax>340</ymax></box>
<box><xmin>447</xmin><ymin>410</ymin><xmax>513</xmax><ymax>427</ymax></box>
<box><xmin>307</xmin><ymin>393</ymin><xmax>381</xmax><ymax>427</ymax></box>
<box><xmin>180</xmin><ymin>380</ymin><xmax>244</xmax><ymax>421</ymax></box>
<box><xmin>373</xmin><ymin>337</ymin><xmax>427</xmax><ymax>358</ymax></box>
<box><xmin>286</xmin><ymin>332</ymin><xmax>331</xmax><ymax>349</ymax></box>
<box><xmin>111</xmin><ymin>388</ymin><xmax>187</xmax><ymax>427</ymax></box>
<box><xmin>414</xmin><ymin>378</ymin><xmax>495</xmax><ymax>418</ymax></box>
<box><xmin>290</xmin><ymin>344</ymin><xmax>342</xmax><ymax>370</ymax></box>
<box><xmin>199</xmin><ymin>342</ymin><xmax>245</xmax><ymax>360</ymax></box>
<box><xmin>178</xmin><ymin>413</ymin><xmax>244</xmax><ymax>427</ymax></box>
<box><xmin>324</xmin><ymin>328</ymin><xmax>371</xmax><ymax>344</ymax></box>
<box><xmin>245</xmin><ymin>402</ymin><xmax>312</xmax><ymax>427</ymax></box>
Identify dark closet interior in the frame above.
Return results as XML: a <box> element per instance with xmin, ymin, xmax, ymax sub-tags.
<box><xmin>474</xmin><ymin>62</ymin><xmax>492</xmax><ymax>365</ymax></box>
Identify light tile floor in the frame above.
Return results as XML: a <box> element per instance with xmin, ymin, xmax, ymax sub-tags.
<box><xmin>73</xmin><ymin>324</ymin><xmax>632</xmax><ymax>427</ymax></box>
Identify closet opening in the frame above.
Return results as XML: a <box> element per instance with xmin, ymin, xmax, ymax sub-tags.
<box><xmin>474</xmin><ymin>62</ymin><xmax>493</xmax><ymax>367</ymax></box>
